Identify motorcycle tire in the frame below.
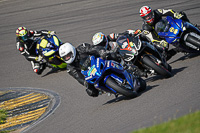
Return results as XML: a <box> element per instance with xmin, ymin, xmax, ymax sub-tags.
<box><xmin>186</xmin><ymin>33</ymin><xmax>200</xmax><ymax>48</ymax></box>
<box><xmin>137</xmin><ymin>78</ymin><xmax>146</xmax><ymax>92</ymax></box>
<box><xmin>142</xmin><ymin>56</ymin><xmax>172</xmax><ymax>78</ymax></box>
<box><xmin>105</xmin><ymin>77</ymin><xmax>138</xmax><ymax>98</ymax></box>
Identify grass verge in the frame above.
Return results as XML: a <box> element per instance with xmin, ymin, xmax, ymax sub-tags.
<box><xmin>132</xmin><ymin>111</ymin><xmax>200</xmax><ymax>133</ymax></box>
<box><xmin>0</xmin><ymin>109</ymin><xmax>7</xmax><ymax>124</ymax></box>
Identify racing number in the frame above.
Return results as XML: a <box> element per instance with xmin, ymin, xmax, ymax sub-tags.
<box><xmin>170</xmin><ymin>27</ymin><xmax>178</xmax><ymax>34</ymax></box>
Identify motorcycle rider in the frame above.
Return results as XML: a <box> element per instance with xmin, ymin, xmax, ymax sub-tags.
<box><xmin>139</xmin><ymin>6</ymin><xmax>200</xmax><ymax>60</ymax></box>
<box><xmin>92</xmin><ymin>31</ymin><xmax>148</xmax><ymax>77</ymax></box>
<box><xmin>16</xmin><ymin>26</ymin><xmax>56</xmax><ymax>75</ymax></box>
<box><xmin>59</xmin><ymin>42</ymin><xmax>119</xmax><ymax>97</ymax></box>
<box><xmin>59</xmin><ymin>41</ymin><xmax>139</xmax><ymax>97</ymax></box>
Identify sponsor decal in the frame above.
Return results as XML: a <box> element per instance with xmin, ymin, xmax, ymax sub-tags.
<box><xmin>122</xmin><ymin>42</ymin><xmax>128</xmax><ymax>49</ymax></box>
<box><xmin>111</xmin><ymin>62</ymin><xmax>114</xmax><ymax>67</ymax></box>
<box><xmin>85</xmin><ymin>75</ymin><xmax>93</xmax><ymax>80</ymax></box>
<box><xmin>88</xmin><ymin>65</ymin><xmax>96</xmax><ymax>76</ymax></box>
<box><xmin>97</xmin><ymin>58</ymin><xmax>99</xmax><ymax>68</ymax></box>
<box><xmin>107</xmin><ymin>61</ymin><xmax>110</xmax><ymax>67</ymax></box>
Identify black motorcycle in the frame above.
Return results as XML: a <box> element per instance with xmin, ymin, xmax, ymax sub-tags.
<box><xmin>116</xmin><ymin>34</ymin><xmax>172</xmax><ymax>78</ymax></box>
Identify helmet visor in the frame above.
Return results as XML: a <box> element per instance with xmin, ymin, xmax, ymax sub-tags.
<box><xmin>63</xmin><ymin>52</ymin><xmax>73</xmax><ymax>61</ymax></box>
<box><xmin>142</xmin><ymin>11</ymin><xmax>154</xmax><ymax>21</ymax></box>
<box><xmin>19</xmin><ymin>34</ymin><xmax>28</xmax><ymax>42</ymax></box>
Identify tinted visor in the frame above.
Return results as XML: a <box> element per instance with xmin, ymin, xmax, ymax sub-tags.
<box><xmin>19</xmin><ymin>34</ymin><xmax>28</xmax><ymax>42</ymax></box>
<box><xmin>98</xmin><ymin>37</ymin><xmax>107</xmax><ymax>46</ymax></box>
<box><xmin>63</xmin><ymin>52</ymin><xmax>72</xmax><ymax>61</ymax></box>
<box><xmin>142</xmin><ymin>11</ymin><xmax>153</xmax><ymax>21</ymax></box>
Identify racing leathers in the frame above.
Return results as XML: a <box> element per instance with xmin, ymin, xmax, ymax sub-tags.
<box><xmin>106</xmin><ymin>30</ymin><xmax>148</xmax><ymax>77</ymax></box>
<box><xmin>66</xmin><ymin>43</ymin><xmax>123</xmax><ymax>97</ymax></box>
<box><xmin>16</xmin><ymin>30</ymin><xmax>55</xmax><ymax>74</ymax></box>
<box><xmin>141</xmin><ymin>9</ymin><xmax>192</xmax><ymax>60</ymax></box>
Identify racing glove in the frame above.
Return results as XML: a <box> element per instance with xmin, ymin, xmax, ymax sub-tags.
<box><xmin>174</xmin><ymin>12</ymin><xmax>183</xmax><ymax>19</ymax></box>
<box><xmin>47</xmin><ymin>31</ymin><xmax>56</xmax><ymax>38</ymax></box>
<box><xmin>35</xmin><ymin>55</ymin><xmax>44</xmax><ymax>63</ymax></box>
<box><xmin>126</xmin><ymin>29</ymin><xmax>136</xmax><ymax>35</ymax></box>
<box><xmin>160</xmin><ymin>40</ymin><xmax>169</xmax><ymax>48</ymax></box>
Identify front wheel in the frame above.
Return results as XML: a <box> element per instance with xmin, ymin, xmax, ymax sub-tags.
<box><xmin>142</xmin><ymin>56</ymin><xmax>172</xmax><ymax>78</ymax></box>
<box><xmin>105</xmin><ymin>77</ymin><xmax>137</xmax><ymax>98</ymax></box>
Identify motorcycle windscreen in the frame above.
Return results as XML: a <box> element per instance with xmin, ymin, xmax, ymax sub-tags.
<box><xmin>117</xmin><ymin>36</ymin><xmax>129</xmax><ymax>49</ymax></box>
<box><xmin>156</xmin><ymin>18</ymin><xmax>181</xmax><ymax>44</ymax></box>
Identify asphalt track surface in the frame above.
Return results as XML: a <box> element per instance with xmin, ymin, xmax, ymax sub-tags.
<box><xmin>0</xmin><ymin>0</ymin><xmax>200</xmax><ymax>133</ymax></box>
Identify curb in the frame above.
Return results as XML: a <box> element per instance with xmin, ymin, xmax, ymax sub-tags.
<box><xmin>0</xmin><ymin>88</ymin><xmax>60</xmax><ymax>132</ymax></box>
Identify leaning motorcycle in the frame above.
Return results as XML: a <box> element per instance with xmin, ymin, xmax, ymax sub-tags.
<box><xmin>36</xmin><ymin>35</ymin><xmax>67</xmax><ymax>69</ymax></box>
<box><xmin>116</xmin><ymin>34</ymin><xmax>172</xmax><ymax>78</ymax></box>
<box><xmin>155</xmin><ymin>16</ymin><xmax>200</xmax><ymax>53</ymax></box>
<box><xmin>81</xmin><ymin>55</ymin><xmax>146</xmax><ymax>98</ymax></box>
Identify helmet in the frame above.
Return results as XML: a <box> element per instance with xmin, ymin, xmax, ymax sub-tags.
<box><xmin>59</xmin><ymin>42</ymin><xmax>76</xmax><ymax>64</ymax></box>
<box><xmin>92</xmin><ymin>32</ymin><xmax>108</xmax><ymax>46</ymax></box>
<box><xmin>139</xmin><ymin>6</ymin><xmax>154</xmax><ymax>24</ymax></box>
<box><xmin>16</xmin><ymin>27</ymin><xmax>28</xmax><ymax>42</ymax></box>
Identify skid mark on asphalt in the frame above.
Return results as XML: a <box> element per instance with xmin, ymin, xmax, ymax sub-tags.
<box><xmin>0</xmin><ymin>88</ymin><xmax>60</xmax><ymax>132</ymax></box>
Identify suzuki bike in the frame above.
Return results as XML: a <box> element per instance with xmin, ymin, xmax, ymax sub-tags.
<box><xmin>116</xmin><ymin>34</ymin><xmax>172</xmax><ymax>78</ymax></box>
<box><xmin>155</xmin><ymin>16</ymin><xmax>200</xmax><ymax>53</ymax></box>
<box><xmin>81</xmin><ymin>56</ymin><xmax>146</xmax><ymax>98</ymax></box>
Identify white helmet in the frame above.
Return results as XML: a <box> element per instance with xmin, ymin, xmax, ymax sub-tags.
<box><xmin>59</xmin><ymin>42</ymin><xmax>76</xmax><ymax>64</ymax></box>
<box><xmin>92</xmin><ymin>32</ymin><xmax>107</xmax><ymax>46</ymax></box>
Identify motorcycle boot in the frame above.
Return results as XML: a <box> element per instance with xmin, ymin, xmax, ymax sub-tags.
<box><xmin>32</xmin><ymin>62</ymin><xmax>46</xmax><ymax>75</ymax></box>
<box><xmin>85</xmin><ymin>82</ymin><xmax>99</xmax><ymax>97</ymax></box>
<box><xmin>166</xmin><ymin>49</ymin><xmax>177</xmax><ymax>61</ymax></box>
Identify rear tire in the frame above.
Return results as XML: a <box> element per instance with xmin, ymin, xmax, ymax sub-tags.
<box><xmin>142</xmin><ymin>56</ymin><xmax>172</xmax><ymax>78</ymax></box>
<box><xmin>105</xmin><ymin>77</ymin><xmax>137</xmax><ymax>98</ymax></box>
<box><xmin>186</xmin><ymin>33</ymin><xmax>200</xmax><ymax>48</ymax></box>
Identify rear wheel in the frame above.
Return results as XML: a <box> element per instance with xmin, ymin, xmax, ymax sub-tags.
<box><xmin>186</xmin><ymin>33</ymin><xmax>200</xmax><ymax>48</ymax></box>
<box><xmin>142</xmin><ymin>56</ymin><xmax>172</xmax><ymax>78</ymax></box>
<box><xmin>105</xmin><ymin>77</ymin><xmax>137</xmax><ymax>98</ymax></box>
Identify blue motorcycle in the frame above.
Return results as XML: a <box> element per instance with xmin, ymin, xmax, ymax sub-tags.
<box><xmin>36</xmin><ymin>35</ymin><xmax>67</xmax><ymax>69</ymax></box>
<box><xmin>81</xmin><ymin>56</ymin><xmax>146</xmax><ymax>98</ymax></box>
<box><xmin>155</xmin><ymin>16</ymin><xmax>200</xmax><ymax>53</ymax></box>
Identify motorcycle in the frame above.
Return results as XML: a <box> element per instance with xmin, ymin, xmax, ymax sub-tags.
<box><xmin>155</xmin><ymin>16</ymin><xmax>200</xmax><ymax>53</ymax></box>
<box><xmin>116</xmin><ymin>34</ymin><xmax>172</xmax><ymax>78</ymax></box>
<box><xmin>36</xmin><ymin>35</ymin><xmax>67</xmax><ymax>69</ymax></box>
<box><xmin>81</xmin><ymin>55</ymin><xmax>146</xmax><ymax>98</ymax></box>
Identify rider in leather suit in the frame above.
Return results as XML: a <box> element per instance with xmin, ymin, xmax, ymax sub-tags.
<box><xmin>59</xmin><ymin>42</ymin><xmax>119</xmax><ymax>97</ymax></box>
<box><xmin>16</xmin><ymin>26</ymin><xmax>55</xmax><ymax>74</ymax></box>
<box><xmin>139</xmin><ymin>6</ymin><xmax>199</xmax><ymax>60</ymax></box>
<box><xmin>92</xmin><ymin>31</ymin><xmax>148</xmax><ymax>77</ymax></box>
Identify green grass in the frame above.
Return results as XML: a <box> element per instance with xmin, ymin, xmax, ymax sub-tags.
<box><xmin>0</xmin><ymin>109</ymin><xmax>7</xmax><ymax>124</ymax></box>
<box><xmin>132</xmin><ymin>111</ymin><xmax>200</xmax><ymax>133</ymax></box>
<box><xmin>0</xmin><ymin>109</ymin><xmax>10</xmax><ymax>133</ymax></box>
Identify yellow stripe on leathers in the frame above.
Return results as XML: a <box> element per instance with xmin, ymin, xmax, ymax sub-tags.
<box><xmin>53</xmin><ymin>36</ymin><xmax>59</xmax><ymax>47</ymax></box>
<box><xmin>44</xmin><ymin>50</ymin><xmax>55</xmax><ymax>57</ymax></box>
<box><xmin>40</xmin><ymin>39</ymin><xmax>48</xmax><ymax>48</ymax></box>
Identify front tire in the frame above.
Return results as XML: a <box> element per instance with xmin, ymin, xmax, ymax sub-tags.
<box><xmin>142</xmin><ymin>56</ymin><xmax>172</xmax><ymax>78</ymax></box>
<box><xmin>105</xmin><ymin>77</ymin><xmax>137</xmax><ymax>98</ymax></box>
